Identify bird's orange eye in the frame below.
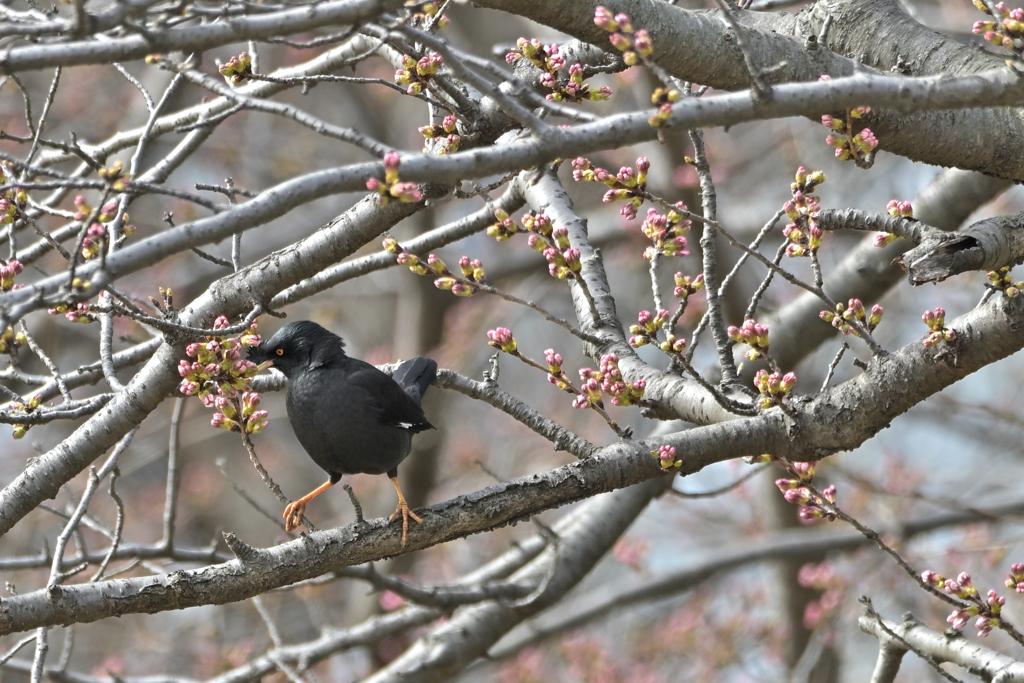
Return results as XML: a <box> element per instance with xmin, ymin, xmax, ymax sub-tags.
<box><xmin>275</xmin><ymin>348</ymin><xmax>284</xmax><ymax>356</ymax></box>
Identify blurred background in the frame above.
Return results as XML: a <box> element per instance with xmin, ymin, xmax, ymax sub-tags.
<box><xmin>2</xmin><ymin>0</ymin><xmax>1024</xmax><ymax>680</ymax></box>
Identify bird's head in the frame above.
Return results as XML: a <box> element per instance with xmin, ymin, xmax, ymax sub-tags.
<box><xmin>246</xmin><ymin>320</ymin><xmax>346</xmax><ymax>379</ymax></box>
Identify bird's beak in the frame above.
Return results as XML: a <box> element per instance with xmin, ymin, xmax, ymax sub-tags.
<box><xmin>256</xmin><ymin>359</ymin><xmax>274</xmax><ymax>372</ymax></box>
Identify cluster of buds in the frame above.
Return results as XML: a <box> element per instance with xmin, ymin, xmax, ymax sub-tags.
<box><xmin>411</xmin><ymin>1</ymin><xmax>450</xmax><ymax>28</ymax></box>
<box><xmin>98</xmin><ymin>160</ymin><xmax>129</xmax><ymax>191</ymax></box>
<box><xmin>554</xmin><ymin>63</ymin><xmax>612</xmax><ymax>103</ymax></box>
<box><xmin>0</xmin><ymin>259</ymin><xmax>24</xmax><ymax>292</ymax></box>
<box><xmin>81</xmin><ymin>223</ymin><xmax>107</xmax><ymax>260</ymax></box>
<box><xmin>1006</xmin><ymin>563</ymin><xmax>1024</xmax><ymax>593</ymax></box>
<box><xmin>0</xmin><ymin>165</ymin><xmax>27</xmax><ymax>226</ymax></box>
<box><xmin>887</xmin><ymin>199</ymin><xmax>913</xmax><ymax>218</ymax></box>
<box><xmin>572</xmin><ymin>156</ymin><xmax>649</xmax><ymax>220</ymax></box>
<box><xmin>9</xmin><ymin>393</ymin><xmax>42</xmax><ymax>440</ymax></box>
<box><xmin>594</xmin><ymin>8</ymin><xmax>670</xmax><ymax>125</ymax></box>
<box><xmin>972</xmin><ymin>0</ymin><xmax>1024</xmax><ymax>58</ymax></box>
<box><xmin>544</xmin><ymin>348</ymin><xmax>573</xmax><ymax>392</ymax></box>
<box><xmin>728</xmin><ymin>318</ymin><xmax>770</xmax><ymax>361</ymax></box>
<box><xmin>74</xmin><ymin>195</ymin><xmax>98</xmax><ymax>222</ymax></box>
<box><xmin>486</xmin><ymin>327</ymin><xmax>517</xmax><ymax>354</ymax></box>
<box><xmin>640</xmin><ymin>204</ymin><xmax>691</xmax><ymax>259</ymax></box>
<box><xmin>486</xmin><ymin>210</ymin><xmax>583</xmax><ymax>281</ymax></box>
<box><xmin>177</xmin><ymin>317</ymin><xmax>262</xmax><ymax>400</ymax></box>
<box><xmin>818</xmin><ymin>78</ymin><xmax>878</xmax><ymax>162</ymax></box>
<box><xmin>776</xmin><ymin>468</ymin><xmax>836</xmax><ymax>521</ymax></box>
<box><xmin>0</xmin><ymin>197</ymin><xmax>26</xmax><ymax>227</ymax></box>
<box><xmin>754</xmin><ymin>368</ymin><xmax>796</xmax><ymax>409</ymax></box>
<box><xmin>594</xmin><ymin>7</ymin><xmax>652</xmax><ymax>66</ymax></box>
<box><xmin>0</xmin><ymin>325</ymin><xmax>27</xmax><ymax>354</ymax></box>
<box><xmin>819</xmin><ymin>298</ymin><xmax>883</xmax><ymax>337</ymax></box>
<box><xmin>923</xmin><ymin>570</ymin><xmax>1005</xmax><ymax>637</ymax></box>
<box><xmin>0</xmin><ymin>192</ymin><xmax>23</xmax><ymax>225</ymax></box>
<box><xmin>573</xmin><ymin>371</ymin><xmax>604</xmax><ymax>409</ymax></box>
<box><xmin>210</xmin><ymin>390</ymin><xmax>268</xmax><ymax>435</ymax></box>
<box><xmin>539</xmin><ymin>226</ymin><xmax>582</xmax><ymax>280</ymax></box>
<box><xmin>486</xmin><ymin>209</ymin><xmax>548</xmax><ymax>242</ymax></box>
<box><xmin>652</xmin><ymin>444</ymin><xmax>681</xmax><ymax>470</ymax></box>
<box><xmin>366</xmin><ymin>152</ymin><xmax>423</xmax><ymax>206</ymax></box>
<box><xmin>576</xmin><ymin>353</ymin><xmax>645</xmax><ymax>408</ymax></box>
<box><xmin>648</xmin><ymin>86</ymin><xmax>680</xmax><ymax>127</ymax></box>
<box><xmin>873</xmin><ymin>200</ymin><xmax>913</xmax><ymax>247</ymax></box>
<box><xmin>782</xmin><ymin>167</ymin><xmax>826</xmax><ymax>258</ymax></box>
<box><xmin>502</xmin><ymin>340</ymin><xmax>644</xmax><ymax>412</ymax></box>
<box><xmin>74</xmin><ymin>196</ymin><xmax>138</xmax><ymax>240</ymax></box>
<box><xmin>986</xmin><ymin>266</ymin><xmax>1024</xmax><ymax>298</ymax></box>
<box><xmin>418</xmin><ymin>115</ymin><xmax>460</xmax><ymax>154</ymax></box>
<box><xmin>673</xmin><ymin>272</ymin><xmax>704</xmax><ymax>301</ymax></box>
<box><xmin>218</xmin><ymin>52</ymin><xmax>252</xmax><ymax>84</ymax></box>
<box><xmin>922</xmin><ymin>307</ymin><xmax>956</xmax><ymax>348</ymax></box>
<box><xmin>629</xmin><ymin>309</ymin><xmax>686</xmax><ymax>354</ymax></box>
<box><xmin>48</xmin><ymin>301</ymin><xmax>95</xmax><ymax>324</ymax></box>
<box><xmin>394</xmin><ymin>52</ymin><xmax>443</xmax><ymax>96</ymax></box>
<box><xmin>384</xmin><ymin>238</ymin><xmax>483</xmax><ymax>297</ymax></box>
<box><xmin>505</xmin><ymin>39</ymin><xmax>611</xmax><ymax>103</ymax></box>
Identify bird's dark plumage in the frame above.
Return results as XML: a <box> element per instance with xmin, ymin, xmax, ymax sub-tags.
<box><xmin>247</xmin><ymin>320</ymin><xmax>437</xmax><ymax>542</ymax></box>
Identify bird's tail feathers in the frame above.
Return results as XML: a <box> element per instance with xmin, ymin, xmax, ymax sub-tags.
<box><xmin>393</xmin><ymin>356</ymin><xmax>438</xmax><ymax>404</ymax></box>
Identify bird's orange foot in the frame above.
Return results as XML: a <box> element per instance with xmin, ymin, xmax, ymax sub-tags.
<box><xmin>389</xmin><ymin>501</ymin><xmax>422</xmax><ymax>546</ymax></box>
<box><xmin>283</xmin><ymin>500</ymin><xmax>307</xmax><ymax>532</ymax></box>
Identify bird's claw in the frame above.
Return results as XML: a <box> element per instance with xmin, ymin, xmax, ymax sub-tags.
<box><xmin>283</xmin><ymin>500</ymin><xmax>306</xmax><ymax>532</ymax></box>
<box><xmin>389</xmin><ymin>502</ymin><xmax>422</xmax><ymax>546</ymax></box>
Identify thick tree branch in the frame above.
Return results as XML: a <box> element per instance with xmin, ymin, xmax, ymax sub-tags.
<box><xmin>475</xmin><ymin>0</ymin><xmax>1024</xmax><ymax>178</ymax></box>
<box><xmin>818</xmin><ymin>208</ymin><xmax>1024</xmax><ymax>284</ymax></box>
<box><xmin>858</xmin><ymin>612</ymin><xmax>1024</xmax><ymax>681</ymax></box>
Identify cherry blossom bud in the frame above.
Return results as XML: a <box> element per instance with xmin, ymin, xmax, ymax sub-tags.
<box><xmin>609</xmin><ymin>32</ymin><xmax>632</xmax><ymax>52</ymax></box>
<box><xmin>792</xmin><ymin>461</ymin><xmax>814</xmax><ymax>480</ymax></box>
<box><xmin>486</xmin><ymin>327</ymin><xmax>517</xmax><ymax>353</ymax></box>
<box><xmin>594</xmin><ymin>6</ymin><xmax>617</xmax><ymax>31</ymax></box>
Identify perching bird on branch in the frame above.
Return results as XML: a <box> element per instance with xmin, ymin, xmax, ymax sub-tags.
<box><xmin>248</xmin><ymin>320</ymin><xmax>437</xmax><ymax>545</ymax></box>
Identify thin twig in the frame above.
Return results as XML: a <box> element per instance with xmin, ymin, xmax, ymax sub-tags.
<box><xmin>671</xmin><ymin>463</ymin><xmax>769</xmax><ymax>498</ymax></box>
<box><xmin>689</xmin><ymin>130</ymin><xmax>740</xmax><ymax>386</ymax></box>
<box><xmin>20</xmin><ymin>67</ymin><xmax>61</xmax><ymax>174</ymax></box>
<box><xmin>216</xmin><ymin>457</ymin><xmax>290</xmax><ymax>531</ymax></box>
<box><xmin>820</xmin><ymin>343</ymin><xmax>848</xmax><ymax>391</ymax></box>
<box><xmin>19</xmin><ymin>323</ymin><xmax>72</xmax><ymax>402</ymax></box>
<box><xmin>162</xmin><ymin>398</ymin><xmax>185</xmax><ymax>548</ymax></box>
<box><xmin>29</xmin><ymin>627</ymin><xmax>47</xmax><ymax>683</ymax></box>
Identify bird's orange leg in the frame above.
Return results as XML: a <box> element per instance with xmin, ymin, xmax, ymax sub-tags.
<box><xmin>388</xmin><ymin>476</ymin><xmax>422</xmax><ymax>546</ymax></box>
<box><xmin>283</xmin><ymin>479</ymin><xmax>334</xmax><ymax>531</ymax></box>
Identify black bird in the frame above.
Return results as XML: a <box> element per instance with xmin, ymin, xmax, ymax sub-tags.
<box><xmin>247</xmin><ymin>320</ymin><xmax>437</xmax><ymax>544</ymax></box>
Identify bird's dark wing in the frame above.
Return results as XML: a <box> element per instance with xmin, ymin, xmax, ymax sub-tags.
<box><xmin>391</xmin><ymin>356</ymin><xmax>437</xmax><ymax>404</ymax></box>
<box><xmin>345</xmin><ymin>362</ymin><xmax>435</xmax><ymax>433</ymax></box>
